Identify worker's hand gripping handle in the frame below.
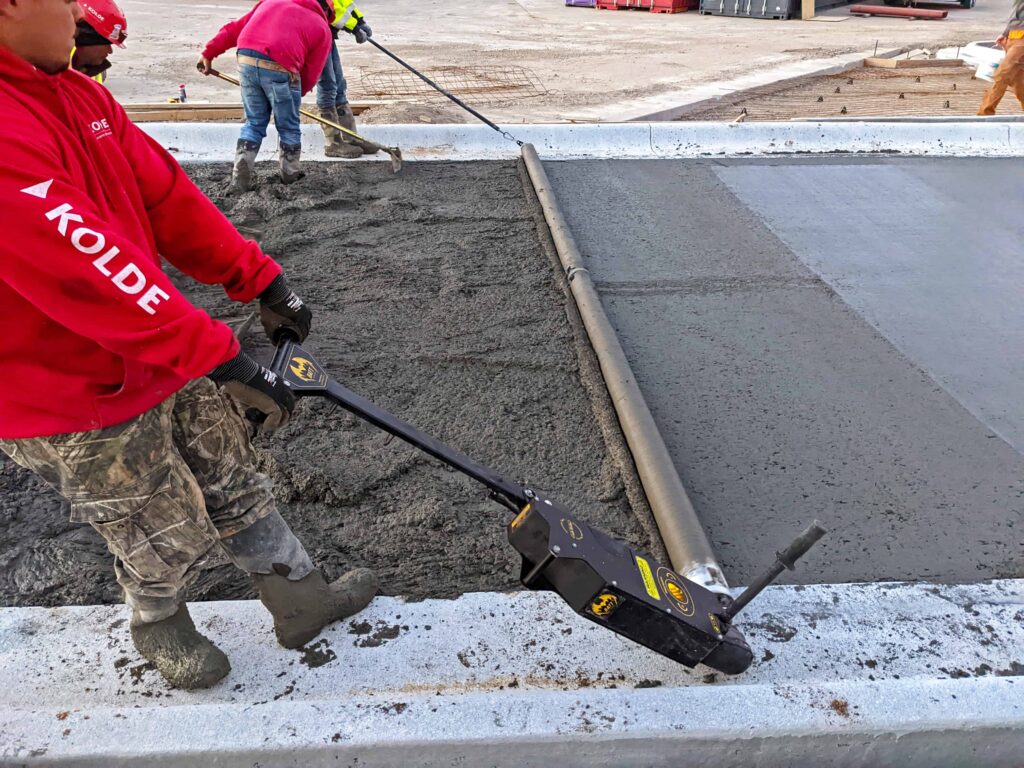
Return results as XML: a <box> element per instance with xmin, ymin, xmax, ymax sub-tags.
<box><xmin>269</xmin><ymin>330</ymin><xmax>299</xmax><ymax>378</ymax></box>
<box><xmin>243</xmin><ymin>330</ymin><xmax>299</xmax><ymax>428</ymax></box>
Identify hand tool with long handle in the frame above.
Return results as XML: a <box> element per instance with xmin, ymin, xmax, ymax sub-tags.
<box><xmin>203</xmin><ymin>67</ymin><xmax>403</xmax><ymax>172</ymax></box>
<box><xmin>255</xmin><ymin>333</ymin><xmax>827</xmax><ymax>674</ymax></box>
<box><xmin>366</xmin><ymin>38</ymin><xmax>524</xmax><ymax>146</ymax></box>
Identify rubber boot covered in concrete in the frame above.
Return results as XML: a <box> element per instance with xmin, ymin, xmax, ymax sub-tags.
<box><xmin>337</xmin><ymin>105</ymin><xmax>379</xmax><ymax>155</ymax></box>
<box><xmin>231</xmin><ymin>139</ymin><xmax>259</xmax><ymax>194</ymax></box>
<box><xmin>279</xmin><ymin>143</ymin><xmax>305</xmax><ymax>184</ymax></box>
<box><xmin>319</xmin><ymin>107</ymin><xmax>362</xmax><ymax>159</ymax></box>
<box><xmin>129</xmin><ymin>602</ymin><xmax>231</xmax><ymax>690</ymax></box>
<box><xmin>221</xmin><ymin>510</ymin><xmax>378</xmax><ymax>649</ymax></box>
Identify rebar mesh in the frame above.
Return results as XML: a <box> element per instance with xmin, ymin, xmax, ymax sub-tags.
<box><xmin>681</xmin><ymin>66</ymin><xmax>994</xmax><ymax>121</ymax></box>
<box><xmin>360</xmin><ymin>65</ymin><xmax>548</xmax><ymax>106</ymax></box>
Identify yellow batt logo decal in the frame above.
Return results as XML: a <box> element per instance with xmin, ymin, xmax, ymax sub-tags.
<box><xmin>589</xmin><ymin>593</ymin><xmax>621</xmax><ymax>618</ymax></box>
<box><xmin>657</xmin><ymin>567</ymin><xmax>695</xmax><ymax>617</ymax></box>
<box><xmin>635</xmin><ymin>556</ymin><xmax>661</xmax><ymax>601</ymax></box>
<box><xmin>511</xmin><ymin>504</ymin><xmax>531</xmax><ymax>530</ymax></box>
<box><xmin>289</xmin><ymin>356</ymin><xmax>319</xmax><ymax>382</ymax></box>
<box><xmin>560</xmin><ymin>517</ymin><xmax>584</xmax><ymax>541</ymax></box>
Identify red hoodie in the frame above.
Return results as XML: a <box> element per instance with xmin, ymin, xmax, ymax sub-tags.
<box><xmin>202</xmin><ymin>0</ymin><xmax>334</xmax><ymax>96</ymax></box>
<box><xmin>0</xmin><ymin>46</ymin><xmax>281</xmax><ymax>439</ymax></box>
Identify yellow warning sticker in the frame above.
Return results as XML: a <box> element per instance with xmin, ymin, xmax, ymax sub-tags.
<box><xmin>635</xmin><ymin>556</ymin><xmax>661</xmax><ymax>601</ymax></box>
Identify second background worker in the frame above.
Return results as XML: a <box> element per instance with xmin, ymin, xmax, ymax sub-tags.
<box><xmin>318</xmin><ymin>0</ymin><xmax>378</xmax><ymax>158</ymax></box>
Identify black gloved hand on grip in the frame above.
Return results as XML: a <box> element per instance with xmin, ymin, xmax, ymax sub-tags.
<box><xmin>208</xmin><ymin>351</ymin><xmax>296</xmax><ymax>433</ymax></box>
<box><xmin>259</xmin><ymin>275</ymin><xmax>312</xmax><ymax>343</ymax></box>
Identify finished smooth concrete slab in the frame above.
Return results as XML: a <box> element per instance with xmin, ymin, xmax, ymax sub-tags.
<box><xmin>543</xmin><ymin>158</ymin><xmax>1024</xmax><ymax>586</ymax></box>
<box><xmin>3</xmin><ymin>582</ymin><xmax>1024</xmax><ymax>767</ymax></box>
<box><xmin>713</xmin><ymin>158</ymin><xmax>1024</xmax><ymax>453</ymax></box>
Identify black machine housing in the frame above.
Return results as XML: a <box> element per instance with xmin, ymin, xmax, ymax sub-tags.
<box><xmin>272</xmin><ymin>339</ymin><xmax>755</xmax><ymax>674</ymax></box>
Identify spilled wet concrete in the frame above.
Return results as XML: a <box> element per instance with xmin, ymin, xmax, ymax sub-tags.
<box><xmin>0</xmin><ymin>160</ymin><xmax>656</xmax><ymax>607</ymax></box>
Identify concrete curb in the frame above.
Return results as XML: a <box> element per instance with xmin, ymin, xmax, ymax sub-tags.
<box><xmin>2</xmin><ymin>580</ymin><xmax>1023</xmax><ymax>766</ymax></box>
<box><xmin>142</xmin><ymin>121</ymin><xmax>1024</xmax><ymax>163</ymax></box>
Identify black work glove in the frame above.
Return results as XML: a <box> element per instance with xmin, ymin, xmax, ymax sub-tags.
<box><xmin>330</xmin><ymin>24</ymin><xmax>340</xmax><ymax>40</ymax></box>
<box><xmin>209</xmin><ymin>352</ymin><xmax>296</xmax><ymax>433</ymax></box>
<box><xmin>259</xmin><ymin>275</ymin><xmax>313</xmax><ymax>343</ymax></box>
<box><xmin>352</xmin><ymin>20</ymin><xmax>372</xmax><ymax>44</ymax></box>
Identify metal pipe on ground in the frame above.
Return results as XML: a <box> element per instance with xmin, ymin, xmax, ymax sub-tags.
<box><xmin>520</xmin><ymin>143</ymin><xmax>728</xmax><ymax>595</ymax></box>
<box><xmin>849</xmin><ymin>4</ymin><xmax>948</xmax><ymax>18</ymax></box>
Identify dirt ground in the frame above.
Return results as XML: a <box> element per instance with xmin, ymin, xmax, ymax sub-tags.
<box><xmin>0</xmin><ymin>160</ymin><xmax>658</xmax><ymax>608</ymax></box>
<box><xmin>109</xmin><ymin>0</ymin><xmax>1009</xmax><ymax>123</ymax></box>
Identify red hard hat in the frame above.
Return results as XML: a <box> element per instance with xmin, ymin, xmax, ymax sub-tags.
<box><xmin>78</xmin><ymin>0</ymin><xmax>128</xmax><ymax>47</ymax></box>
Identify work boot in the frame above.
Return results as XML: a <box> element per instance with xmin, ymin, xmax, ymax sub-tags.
<box><xmin>253</xmin><ymin>567</ymin><xmax>378</xmax><ymax>649</ymax></box>
<box><xmin>337</xmin><ymin>105</ymin><xmax>379</xmax><ymax>155</ymax></box>
<box><xmin>130</xmin><ymin>604</ymin><xmax>231</xmax><ymax>690</ymax></box>
<box><xmin>220</xmin><ymin>510</ymin><xmax>378</xmax><ymax>649</ymax></box>
<box><xmin>231</xmin><ymin>139</ymin><xmax>259</xmax><ymax>194</ymax></box>
<box><xmin>280</xmin><ymin>143</ymin><xmax>305</xmax><ymax>184</ymax></box>
<box><xmin>319</xmin><ymin>106</ymin><xmax>362</xmax><ymax>159</ymax></box>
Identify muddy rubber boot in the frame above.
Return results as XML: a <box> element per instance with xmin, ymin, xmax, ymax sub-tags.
<box><xmin>279</xmin><ymin>143</ymin><xmax>305</xmax><ymax>184</ymax></box>
<box><xmin>337</xmin><ymin>105</ymin><xmax>379</xmax><ymax>155</ymax></box>
<box><xmin>253</xmin><ymin>567</ymin><xmax>378</xmax><ymax>649</ymax></box>
<box><xmin>231</xmin><ymin>139</ymin><xmax>259</xmax><ymax>194</ymax></box>
<box><xmin>320</xmin><ymin>107</ymin><xmax>362</xmax><ymax>159</ymax></box>
<box><xmin>130</xmin><ymin>604</ymin><xmax>231</xmax><ymax>690</ymax></box>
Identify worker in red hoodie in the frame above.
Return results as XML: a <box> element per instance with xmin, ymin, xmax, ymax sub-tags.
<box><xmin>198</xmin><ymin>0</ymin><xmax>335</xmax><ymax>192</ymax></box>
<box><xmin>0</xmin><ymin>0</ymin><xmax>377</xmax><ymax>689</ymax></box>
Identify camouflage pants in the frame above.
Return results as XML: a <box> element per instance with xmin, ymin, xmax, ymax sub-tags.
<box><xmin>0</xmin><ymin>378</ymin><xmax>277</xmax><ymax>612</ymax></box>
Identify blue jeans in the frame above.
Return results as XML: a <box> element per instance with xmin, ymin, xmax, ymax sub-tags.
<box><xmin>316</xmin><ymin>44</ymin><xmax>349</xmax><ymax>111</ymax></box>
<box><xmin>238</xmin><ymin>49</ymin><xmax>302</xmax><ymax>148</ymax></box>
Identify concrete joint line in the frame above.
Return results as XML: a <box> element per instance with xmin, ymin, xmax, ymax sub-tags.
<box><xmin>520</xmin><ymin>143</ymin><xmax>727</xmax><ymax>593</ymax></box>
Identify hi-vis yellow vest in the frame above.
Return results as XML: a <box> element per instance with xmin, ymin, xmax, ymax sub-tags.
<box><xmin>331</xmin><ymin>0</ymin><xmax>364</xmax><ymax>31</ymax></box>
<box><xmin>69</xmin><ymin>47</ymin><xmax>107</xmax><ymax>84</ymax></box>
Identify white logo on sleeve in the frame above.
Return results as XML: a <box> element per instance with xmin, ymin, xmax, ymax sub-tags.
<box><xmin>21</xmin><ymin>184</ymin><xmax>171</xmax><ymax>316</ymax></box>
<box><xmin>20</xmin><ymin>179</ymin><xmax>53</xmax><ymax>199</ymax></box>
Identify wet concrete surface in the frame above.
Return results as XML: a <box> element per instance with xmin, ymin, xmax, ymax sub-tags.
<box><xmin>544</xmin><ymin>157</ymin><xmax>1024</xmax><ymax>585</ymax></box>
<box><xmin>0</xmin><ymin>161</ymin><xmax>655</xmax><ymax>607</ymax></box>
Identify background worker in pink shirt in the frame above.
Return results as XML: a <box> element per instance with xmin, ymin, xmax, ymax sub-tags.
<box><xmin>199</xmin><ymin>0</ymin><xmax>335</xmax><ymax>192</ymax></box>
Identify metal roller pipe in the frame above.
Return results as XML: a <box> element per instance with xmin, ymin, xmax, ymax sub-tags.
<box><xmin>520</xmin><ymin>143</ymin><xmax>729</xmax><ymax>594</ymax></box>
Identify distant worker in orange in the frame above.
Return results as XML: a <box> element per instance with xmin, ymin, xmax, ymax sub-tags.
<box><xmin>71</xmin><ymin>0</ymin><xmax>127</xmax><ymax>84</ymax></box>
<box><xmin>978</xmin><ymin>0</ymin><xmax>1024</xmax><ymax>115</ymax></box>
